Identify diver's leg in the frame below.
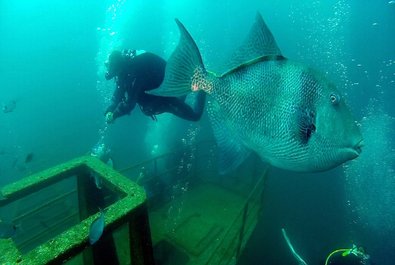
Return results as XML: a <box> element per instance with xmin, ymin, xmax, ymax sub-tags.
<box><xmin>156</xmin><ymin>92</ymin><xmax>206</xmax><ymax>121</ymax></box>
<box><xmin>192</xmin><ymin>91</ymin><xmax>206</xmax><ymax>116</ymax></box>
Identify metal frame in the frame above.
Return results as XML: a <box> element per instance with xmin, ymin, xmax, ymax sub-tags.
<box><xmin>0</xmin><ymin>156</ymin><xmax>154</xmax><ymax>265</ymax></box>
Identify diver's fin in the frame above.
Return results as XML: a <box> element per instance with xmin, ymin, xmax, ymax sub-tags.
<box><xmin>225</xmin><ymin>12</ymin><xmax>282</xmax><ymax>71</ymax></box>
<box><xmin>148</xmin><ymin>19</ymin><xmax>206</xmax><ymax>97</ymax></box>
<box><xmin>208</xmin><ymin>100</ymin><xmax>251</xmax><ymax>175</ymax></box>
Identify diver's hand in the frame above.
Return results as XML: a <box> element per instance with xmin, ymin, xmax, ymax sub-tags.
<box><xmin>105</xmin><ymin>112</ymin><xmax>114</xmax><ymax>124</ymax></box>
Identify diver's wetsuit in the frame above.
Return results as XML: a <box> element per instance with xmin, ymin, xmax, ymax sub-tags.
<box><xmin>105</xmin><ymin>52</ymin><xmax>205</xmax><ymax>121</ymax></box>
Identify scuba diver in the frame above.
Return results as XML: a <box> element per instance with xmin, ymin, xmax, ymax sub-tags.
<box><xmin>104</xmin><ymin>49</ymin><xmax>206</xmax><ymax>123</ymax></box>
<box><xmin>281</xmin><ymin>228</ymin><xmax>372</xmax><ymax>265</ymax></box>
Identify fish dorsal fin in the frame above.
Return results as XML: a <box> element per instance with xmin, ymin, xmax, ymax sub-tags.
<box><xmin>226</xmin><ymin>12</ymin><xmax>282</xmax><ymax>71</ymax></box>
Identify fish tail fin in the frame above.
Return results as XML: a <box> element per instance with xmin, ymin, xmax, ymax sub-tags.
<box><xmin>149</xmin><ymin>19</ymin><xmax>214</xmax><ymax>97</ymax></box>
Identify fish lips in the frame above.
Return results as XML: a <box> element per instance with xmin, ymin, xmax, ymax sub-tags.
<box><xmin>342</xmin><ymin>139</ymin><xmax>364</xmax><ymax>160</ymax></box>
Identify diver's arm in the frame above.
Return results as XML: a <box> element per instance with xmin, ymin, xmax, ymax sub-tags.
<box><xmin>112</xmin><ymin>98</ymin><xmax>137</xmax><ymax>119</ymax></box>
<box><xmin>105</xmin><ymin>82</ymin><xmax>126</xmax><ymax>114</ymax></box>
<box><xmin>111</xmin><ymin>78</ymin><xmax>139</xmax><ymax>119</ymax></box>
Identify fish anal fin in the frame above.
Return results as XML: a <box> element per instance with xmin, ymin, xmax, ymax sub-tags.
<box><xmin>208</xmin><ymin>100</ymin><xmax>251</xmax><ymax>174</ymax></box>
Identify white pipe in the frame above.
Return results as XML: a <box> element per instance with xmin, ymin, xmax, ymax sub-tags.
<box><xmin>281</xmin><ymin>228</ymin><xmax>308</xmax><ymax>265</ymax></box>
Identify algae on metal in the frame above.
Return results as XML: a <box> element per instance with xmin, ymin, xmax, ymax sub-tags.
<box><xmin>85</xmin><ymin>156</ymin><xmax>146</xmax><ymax>198</ymax></box>
<box><xmin>0</xmin><ymin>156</ymin><xmax>149</xmax><ymax>264</ymax></box>
<box><xmin>0</xmin><ymin>238</ymin><xmax>22</xmax><ymax>263</ymax></box>
<box><xmin>0</xmin><ymin>157</ymin><xmax>86</xmax><ymax>203</ymax></box>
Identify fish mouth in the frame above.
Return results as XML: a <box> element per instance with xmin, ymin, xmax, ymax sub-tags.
<box><xmin>343</xmin><ymin>139</ymin><xmax>364</xmax><ymax>158</ymax></box>
<box><xmin>353</xmin><ymin>139</ymin><xmax>364</xmax><ymax>155</ymax></box>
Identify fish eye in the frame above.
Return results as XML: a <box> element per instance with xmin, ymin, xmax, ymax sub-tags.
<box><xmin>330</xmin><ymin>93</ymin><xmax>340</xmax><ymax>105</ymax></box>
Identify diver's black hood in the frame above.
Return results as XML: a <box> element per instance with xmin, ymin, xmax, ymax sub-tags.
<box><xmin>105</xmin><ymin>50</ymin><xmax>123</xmax><ymax>80</ymax></box>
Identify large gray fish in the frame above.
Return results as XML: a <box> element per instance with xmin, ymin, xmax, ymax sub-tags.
<box><xmin>149</xmin><ymin>13</ymin><xmax>363</xmax><ymax>174</ymax></box>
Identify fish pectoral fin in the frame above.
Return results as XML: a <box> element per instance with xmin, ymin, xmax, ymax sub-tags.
<box><xmin>224</xmin><ymin>12</ymin><xmax>282</xmax><ymax>72</ymax></box>
<box><xmin>295</xmin><ymin>107</ymin><xmax>316</xmax><ymax>145</ymax></box>
<box><xmin>208</xmin><ymin>100</ymin><xmax>251</xmax><ymax>175</ymax></box>
<box><xmin>218</xmin><ymin>138</ymin><xmax>251</xmax><ymax>175</ymax></box>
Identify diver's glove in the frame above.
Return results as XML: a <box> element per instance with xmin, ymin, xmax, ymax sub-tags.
<box><xmin>105</xmin><ymin>112</ymin><xmax>114</xmax><ymax>124</ymax></box>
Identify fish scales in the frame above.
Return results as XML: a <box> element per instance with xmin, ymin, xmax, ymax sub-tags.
<box><xmin>213</xmin><ymin>60</ymin><xmax>317</xmax><ymax>165</ymax></box>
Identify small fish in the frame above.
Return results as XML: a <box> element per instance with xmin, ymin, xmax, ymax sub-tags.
<box><xmin>0</xmin><ymin>221</ymin><xmax>17</xmax><ymax>239</ymax></box>
<box><xmin>389</xmin><ymin>1</ymin><xmax>395</xmax><ymax>5</ymax></box>
<box><xmin>106</xmin><ymin>158</ymin><xmax>114</xmax><ymax>168</ymax></box>
<box><xmin>89</xmin><ymin>210</ymin><xmax>105</xmax><ymax>244</ymax></box>
<box><xmin>25</xmin><ymin>152</ymin><xmax>34</xmax><ymax>163</ymax></box>
<box><xmin>90</xmin><ymin>173</ymin><xmax>102</xmax><ymax>190</ymax></box>
<box><xmin>2</xmin><ymin>100</ymin><xmax>16</xmax><ymax>113</ymax></box>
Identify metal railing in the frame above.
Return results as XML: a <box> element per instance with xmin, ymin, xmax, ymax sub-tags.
<box><xmin>3</xmin><ymin>140</ymin><xmax>267</xmax><ymax>264</ymax></box>
<box><xmin>0</xmin><ymin>156</ymin><xmax>154</xmax><ymax>265</ymax></box>
<box><xmin>204</xmin><ymin>167</ymin><xmax>268</xmax><ymax>265</ymax></box>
